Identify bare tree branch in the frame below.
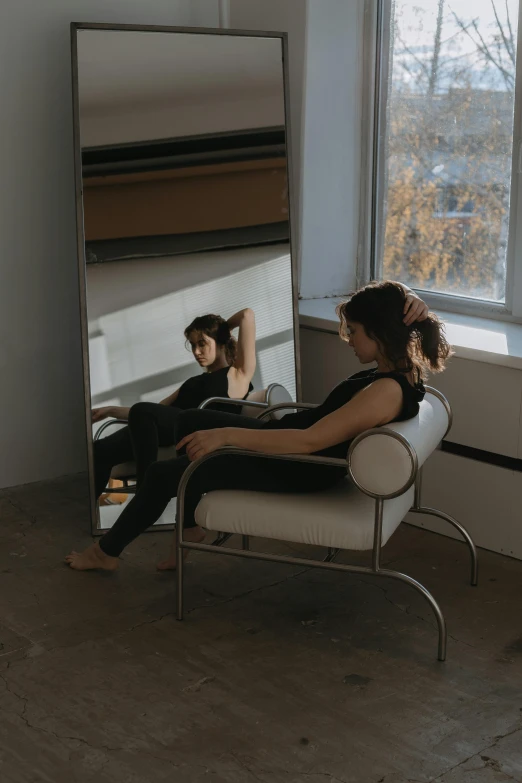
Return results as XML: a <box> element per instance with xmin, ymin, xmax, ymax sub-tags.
<box><xmin>505</xmin><ymin>0</ymin><xmax>515</xmax><ymax>59</ymax></box>
<box><xmin>428</xmin><ymin>0</ymin><xmax>445</xmax><ymax>96</ymax></box>
<box><xmin>490</xmin><ymin>0</ymin><xmax>516</xmax><ymax>67</ymax></box>
<box><xmin>451</xmin><ymin>11</ymin><xmax>514</xmax><ymax>89</ymax></box>
<box><xmin>396</xmin><ymin>32</ymin><xmax>431</xmax><ymax>81</ymax></box>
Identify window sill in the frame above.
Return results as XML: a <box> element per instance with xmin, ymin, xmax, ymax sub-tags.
<box><xmin>299</xmin><ymin>298</ymin><xmax>522</xmax><ymax>371</ymax></box>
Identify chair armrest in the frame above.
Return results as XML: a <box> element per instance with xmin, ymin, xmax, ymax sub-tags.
<box><xmin>198</xmin><ymin>397</ymin><xmax>268</xmax><ymax>411</ymax></box>
<box><xmin>348</xmin><ymin>428</ymin><xmax>418</xmax><ymax>499</ymax></box>
<box><xmin>94</xmin><ymin>419</ymin><xmax>128</xmax><ymax>441</ymax></box>
<box><xmin>176</xmin><ymin>445</ymin><xmax>348</xmax><ymax>526</ymax></box>
<box><xmin>257</xmin><ymin>402</ymin><xmax>318</xmax><ymax>421</ymax></box>
<box><xmin>203</xmin><ymin>447</ymin><xmax>347</xmax><ymax>468</ymax></box>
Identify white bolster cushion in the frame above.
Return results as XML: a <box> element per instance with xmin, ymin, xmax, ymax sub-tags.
<box><xmin>348</xmin><ymin>392</ymin><xmax>449</xmax><ymax>497</ymax></box>
<box><xmin>266</xmin><ymin>384</ymin><xmax>294</xmax><ymax>420</ymax></box>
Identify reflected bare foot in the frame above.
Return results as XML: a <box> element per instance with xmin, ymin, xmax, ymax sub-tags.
<box><xmin>65</xmin><ymin>542</ymin><xmax>119</xmax><ymax>572</ymax></box>
<box><xmin>156</xmin><ymin>526</ymin><xmax>206</xmax><ymax>571</ymax></box>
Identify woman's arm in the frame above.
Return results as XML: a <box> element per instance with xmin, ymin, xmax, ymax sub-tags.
<box><xmin>92</xmin><ymin>405</ymin><xmax>131</xmax><ymax>423</ymax></box>
<box><xmin>178</xmin><ymin>379</ymin><xmax>403</xmax><ymax>461</ymax></box>
<box><xmin>392</xmin><ymin>282</ymin><xmax>428</xmax><ymax>325</ymax></box>
<box><xmin>227</xmin><ymin>308</ymin><xmax>256</xmax><ymax>381</ymax></box>
<box><xmin>93</xmin><ymin>386</ymin><xmax>179</xmax><ymax>422</ymax></box>
<box><xmin>159</xmin><ymin>388</ymin><xmax>180</xmax><ymax>407</ymax></box>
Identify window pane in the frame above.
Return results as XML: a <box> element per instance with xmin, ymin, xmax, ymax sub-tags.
<box><xmin>381</xmin><ymin>0</ymin><xmax>519</xmax><ymax>302</ymax></box>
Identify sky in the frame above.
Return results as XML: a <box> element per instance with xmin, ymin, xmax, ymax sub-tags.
<box><xmin>393</xmin><ymin>0</ymin><xmax>519</xmax><ymax>90</ymax></box>
<box><xmin>396</xmin><ymin>0</ymin><xmax>518</xmax><ymax>47</ymax></box>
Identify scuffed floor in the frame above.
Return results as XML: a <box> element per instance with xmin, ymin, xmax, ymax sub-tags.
<box><xmin>0</xmin><ymin>474</ymin><xmax>521</xmax><ymax>783</ymax></box>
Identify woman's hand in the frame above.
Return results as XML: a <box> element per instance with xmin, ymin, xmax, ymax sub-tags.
<box><xmin>226</xmin><ymin>307</ymin><xmax>253</xmax><ymax>330</ymax></box>
<box><xmin>92</xmin><ymin>406</ymin><xmax>115</xmax><ymax>423</ymax></box>
<box><xmin>403</xmin><ymin>292</ymin><xmax>429</xmax><ymax>326</ymax></box>
<box><xmin>176</xmin><ymin>429</ymin><xmax>230</xmax><ymax>462</ymax></box>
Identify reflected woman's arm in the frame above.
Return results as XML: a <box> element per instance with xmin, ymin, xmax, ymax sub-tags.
<box><xmin>159</xmin><ymin>388</ymin><xmax>180</xmax><ymax>407</ymax></box>
<box><xmin>227</xmin><ymin>308</ymin><xmax>256</xmax><ymax>382</ymax></box>
<box><xmin>92</xmin><ymin>405</ymin><xmax>131</xmax><ymax>423</ymax></box>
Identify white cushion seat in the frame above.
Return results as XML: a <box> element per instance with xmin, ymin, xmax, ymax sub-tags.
<box><xmin>197</xmin><ymin>481</ymin><xmax>414</xmax><ymax>550</ymax></box>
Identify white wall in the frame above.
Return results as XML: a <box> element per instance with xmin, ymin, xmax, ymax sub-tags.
<box><xmin>230</xmin><ymin>0</ymin><xmax>366</xmax><ymax>299</ymax></box>
<box><xmin>81</xmin><ymin>92</ymin><xmax>285</xmax><ymax>146</ymax></box>
<box><xmin>299</xmin><ymin>0</ymin><xmax>365</xmax><ymax>298</ymax></box>
<box><xmin>229</xmin><ymin>0</ymin><xmax>308</xmax><ymax>272</ymax></box>
<box><xmin>78</xmin><ymin>27</ymin><xmax>286</xmax><ymax>145</ymax></box>
<box><xmin>0</xmin><ymin>0</ymin><xmax>218</xmax><ymax>490</ymax></box>
<box><xmin>187</xmin><ymin>3</ymin><xmax>220</xmax><ymax>27</ymax></box>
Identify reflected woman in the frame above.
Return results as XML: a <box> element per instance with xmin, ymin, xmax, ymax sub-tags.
<box><xmin>66</xmin><ymin>284</ymin><xmax>445</xmax><ymax>572</ymax></box>
<box><xmin>91</xmin><ymin>308</ymin><xmax>256</xmax><ymax>502</ymax></box>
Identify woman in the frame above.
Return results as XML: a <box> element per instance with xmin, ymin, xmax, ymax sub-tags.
<box><xmin>91</xmin><ymin>308</ymin><xmax>256</xmax><ymax>500</ymax></box>
<box><xmin>66</xmin><ymin>282</ymin><xmax>448</xmax><ymax>572</ymax></box>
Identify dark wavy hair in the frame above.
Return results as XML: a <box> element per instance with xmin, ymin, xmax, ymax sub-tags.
<box><xmin>336</xmin><ymin>281</ymin><xmax>452</xmax><ymax>380</ymax></box>
<box><xmin>184</xmin><ymin>314</ymin><xmax>237</xmax><ymax>365</ymax></box>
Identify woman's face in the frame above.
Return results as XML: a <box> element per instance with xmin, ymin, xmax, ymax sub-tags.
<box><xmin>344</xmin><ymin>320</ymin><xmax>380</xmax><ymax>364</ymax></box>
<box><xmin>188</xmin><ymin>331</ymin><xmax>220</xmax><ymax>368</ymax></box>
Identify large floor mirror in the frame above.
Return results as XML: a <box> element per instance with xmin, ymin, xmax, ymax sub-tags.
<box><xmin>71</xmin><ymin>23</ymin><xmax>300</xmax><ymax>534</ymax></box>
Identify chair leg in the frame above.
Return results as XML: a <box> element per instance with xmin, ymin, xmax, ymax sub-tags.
<box><xmin>412</xmin><ymin>468</ymin><xmax>478</xmax><ymax>586</ymax></box>
<box><xmin>242</xmin><ymin>535</ymin><xmax>250</xmax><ymax>551</ymax></box>
<box><xmin>324</xmin><ymin>548</ymin><xmax>340</xmax><ymax>562</ymax></box>
<box><xmin>411</xmin><ymin>506</ymin><xmax>478</xmax><ymax>587</ymax></box>
<box><xmin>381</xmin><ymin>568</ymin><xmax>447</xmax><ymax>661</ymax></box>
<box><xmin>176</xmin><ymin>523</ymin><xmax>184</xmax><ymax>622</ymax></box>
<box><xmin>212</xmin><ymin>532</ymin><xmax>233</xmax><ymax>547</ymax></box>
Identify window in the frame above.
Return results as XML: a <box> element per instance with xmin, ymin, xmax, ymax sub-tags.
<box><xmin>371</xmin><ymin>0</ymin><xmax>521</xmax><ymax>312</ymax></box>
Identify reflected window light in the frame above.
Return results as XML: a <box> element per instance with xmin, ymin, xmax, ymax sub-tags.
<box><xmin>87</xmin><ymin>245</ymin><xmax>296</xmax><ymax>401</ymax></box>
<box><xmin>257</xmin><ymin>341</ymin><xmax>297</xmax><ymax>400</ymax></box>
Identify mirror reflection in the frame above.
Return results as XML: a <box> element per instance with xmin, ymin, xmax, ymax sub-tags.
<box><xmin>76</xmin><ymin>28</ymin><xmax>298</xmax><ymax>532</ymax></box>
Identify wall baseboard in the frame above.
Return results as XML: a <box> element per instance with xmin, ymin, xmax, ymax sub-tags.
<box><xmin>441</xmin><ymin>440</ymin><xmax>522</xmax><ymax>472</ymax></box>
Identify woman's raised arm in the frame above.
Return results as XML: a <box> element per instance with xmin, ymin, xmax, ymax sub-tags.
<box><xmin>227</xmin><ymin>307</ymin><xmax>256</xmax><ymax>381</ymax></box>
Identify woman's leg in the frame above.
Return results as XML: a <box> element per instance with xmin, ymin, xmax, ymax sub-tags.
<box><xmin>127</xmin><ymin>402</ymin><xmax>184</xmax><ymax>486</ymax></box>
<box><xmin>127</xmin><ymin>404</ymin><xmax>266</xmax><ymax>486</ymax></box>
<box><xmin>99</xmin><ymin>411</ymin><xmax>266</xmax><ymax>555</ymax></box>
<box><xmin>93</xmin><ymin>427</ymin><xmax>135</xmax><ymax>498</ymax></box>
<box><xmin>65</xmin><ymin>456</ymin><xmax>189</xmax><ymax>570</ymax></box>
<box><xmin>66</xmin><ymin>409</ymin><xmax>268</xmax><ymax>571</ymax></box>
<box><xmin>157</xmin><ymin>453</ymin><xmax>346</xmax><ymax>570</ymax></box>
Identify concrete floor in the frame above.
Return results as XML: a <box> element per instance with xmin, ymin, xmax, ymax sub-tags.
<box><xmin>1</xmin><ymin>475</ymin><xmax>521</xmax><ymax>783</ymax></box>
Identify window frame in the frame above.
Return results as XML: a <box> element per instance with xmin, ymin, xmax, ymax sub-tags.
<box><xmin>360</xmin><ymin>0</ymin><xmax>522</xmax><ymax>323</ymax></box>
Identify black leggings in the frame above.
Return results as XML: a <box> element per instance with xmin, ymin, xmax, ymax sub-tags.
<box><xmin>99</xmin><ymin>409</ymin><xmax>346</xmax><ymax>558</ymax></box>
<box><xmin>93</xmin><ymin>402</ymin><xmax>183</xmax><ymax>498</ymax></box>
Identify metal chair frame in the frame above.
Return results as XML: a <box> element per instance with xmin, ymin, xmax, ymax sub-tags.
<box><xmin>175</xmin><ymin>388</ymin><xmax>478</xmax><ymax>662</ymax></box>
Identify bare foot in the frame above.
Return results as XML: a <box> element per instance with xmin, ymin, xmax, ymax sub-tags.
<box><xmin>65</xmin><ymin>542</ymin><xmax>119</xmax><ymax>571</ymax></box>
<box><xmin>156</xmin><ymin>526</ymin><xmax>206</xmax><ymax>571</ymax></box>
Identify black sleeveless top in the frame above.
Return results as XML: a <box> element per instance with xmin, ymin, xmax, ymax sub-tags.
<box><xmin>173</xmin><ymin>366</ymin><xmax>253</xmax><ymax>413</ymax></box>
<box><xmin>263</xmin><ymin>368</ymin><xmax>425</xmax><ymax>459</ymax></box>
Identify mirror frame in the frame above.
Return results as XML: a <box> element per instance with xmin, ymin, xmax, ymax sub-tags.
<box><xmin>70</xmin><ymin>22</ymin><xmax>302</xmax><ymax>535</ymax></box>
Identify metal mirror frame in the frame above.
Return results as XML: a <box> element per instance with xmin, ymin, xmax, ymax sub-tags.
<box><xmin>70</xmin><ymin>22</ymin><xmax>302</xmax><ymax>534</ymax></box>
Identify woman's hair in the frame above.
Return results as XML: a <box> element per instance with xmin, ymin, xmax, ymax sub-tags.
<box><xmin>336</xmin><ymin>281</ymin><xmax>452</xmax><ymax>379</ymax></box>
<box><xmin>184</xmin><ymin>314</ymin><xmax>237</xmax><ymax>365</ymax></box>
